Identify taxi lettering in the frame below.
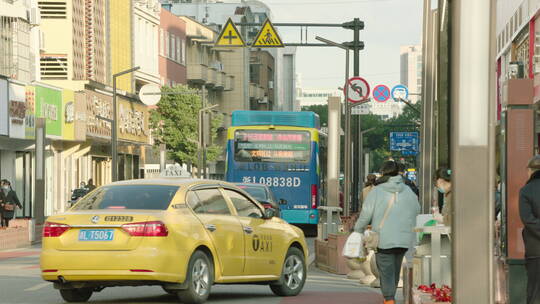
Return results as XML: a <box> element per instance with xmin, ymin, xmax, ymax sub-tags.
<box><xmin>252</xmin><ymin>234</ymin><xmax>273</xmax><ymax>253</ymax></box>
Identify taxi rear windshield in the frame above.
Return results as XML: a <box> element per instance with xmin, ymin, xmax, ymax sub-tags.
<box><xmin>71</xmin><ymin>185</ymin><xmax>180</xmax><ymax>210</ymax></box>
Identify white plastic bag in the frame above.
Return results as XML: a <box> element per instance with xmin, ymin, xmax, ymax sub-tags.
<box><xmin>342</xmin><ymin>231</ymin><xmax>366</xmax><ymax>258</ymax></box>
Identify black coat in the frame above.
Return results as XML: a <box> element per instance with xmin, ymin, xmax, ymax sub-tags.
<box><xmin>519</xmin><ymin>171</ymin><xmax>540</xmax><ymax>258</ymax></box>
<box><xmin>0</xmin><ymin>189</ymin><xmax>22</xmax><ymax>217</ymax></box>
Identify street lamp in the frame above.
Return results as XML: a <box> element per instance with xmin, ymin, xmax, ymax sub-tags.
<box><xmin>315</xmin><ymin>36</ymin><xmax>354</xmax><ymax>216</ymax></box>
<box><xmin>112</xmin><ymin>66</ymin><xmax>140</xmax><ymax>182</ymax></box>
<box><xmin>199</xmin><ymin>104</ymin><xmax>219</xmax><ymax>179</ymax></box>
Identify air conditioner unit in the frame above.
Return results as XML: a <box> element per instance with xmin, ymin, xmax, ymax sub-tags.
<box><xmin>30</xmin><ymin>7</ymin><xmax>40</xmax><ymax>25</ymax></box>
<box><xmin>40</xmin><ymin>31</ymin><xmax>45</xmax><ymax>51</ymax></box>
<box><xmin>258</xmin><ymin>96</ymin><xmax>268</xmax><ymax>104</ymax></box>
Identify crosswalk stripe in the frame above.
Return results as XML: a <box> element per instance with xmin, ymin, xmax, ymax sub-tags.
<box><xmin>24</xmin><ymin>282</ymin><xmax>51</xmax><ymax>291</ymax></box>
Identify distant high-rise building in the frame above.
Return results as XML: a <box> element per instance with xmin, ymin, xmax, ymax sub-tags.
<box><xmin>400</xmin><ymin>45</ymin><xmax>422</xmax><ymax>103</ymax></box>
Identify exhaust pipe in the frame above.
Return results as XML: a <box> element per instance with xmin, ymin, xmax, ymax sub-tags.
<box><xmin>58</xmin><ymin>276</ymin><xmax>67</xmax><ymax>284</ymax></box>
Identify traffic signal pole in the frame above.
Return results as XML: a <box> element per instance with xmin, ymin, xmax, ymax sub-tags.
<box><xmin>342</xmin><ymin>18</ymin><xmax>366</xmax><ymax>213</ymax></box>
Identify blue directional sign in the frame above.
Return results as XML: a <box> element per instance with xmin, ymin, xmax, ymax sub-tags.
<box><xmin>391</xmin><ymin>84</ymin><xmax>409</xmax><ymax>102</ymax></box>
<box><xmin>390</xmin><ymin>132</ymin><xmax>419</xmax><ymax>153</ymax></box>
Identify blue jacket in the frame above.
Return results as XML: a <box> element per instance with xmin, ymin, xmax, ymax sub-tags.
<box><xmin>354</xmin><ymin>175</ymin><xmax>420</xmax><ymax>249</ymax></box>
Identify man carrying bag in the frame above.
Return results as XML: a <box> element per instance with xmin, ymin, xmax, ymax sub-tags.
<box><xmin>354</xmin><ymin>161</ymin><xmax>420</xmax><ymax>304</ymax></box>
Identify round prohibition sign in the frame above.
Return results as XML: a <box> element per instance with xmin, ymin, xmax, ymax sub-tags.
<box><xmin>373</xmin><ymin>84</ymin><xmax>390</xmax><ymax>103</ymax></box>
<box><xmin>344</xmin><ymin>77</ymin><xmax>370</xmax><ymax>103</ymax></box>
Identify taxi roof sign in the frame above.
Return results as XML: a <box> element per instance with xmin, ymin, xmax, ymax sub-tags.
<box><xmin>160</xmin><ymin>164</ymin><xmax>192</xmax><ymax>178</ymax></box>
<box><xmin>251</xmin><ymin>19</ymin><xmax>284</xmax><ymax>48</ymax></box>
<box><xmin>215</xmin><ymin>18</ymin><xmax>246</xmax><ymax>47</ymax></box>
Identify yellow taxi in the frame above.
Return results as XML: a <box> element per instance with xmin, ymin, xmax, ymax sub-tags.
<box><xmin>40</xmin><ymin>178</ymin><xmax>308</xmax><ymax>304</ymax></box>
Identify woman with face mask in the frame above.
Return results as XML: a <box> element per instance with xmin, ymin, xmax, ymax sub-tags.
<box><xmin>434</xmin><ymin>167</ymin><xmax>452</xmax><ymax>226</ymax></box>
<box><xmin>0</xmin><ymin>180</ymin><xmax>22</xmax><ymax>228</ymax></box>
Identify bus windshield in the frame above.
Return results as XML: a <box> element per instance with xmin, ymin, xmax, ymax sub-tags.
<box><xmin>234</xmin><ymin>130</ymin><xmax>311</xmax><ymax>163</ymax></box>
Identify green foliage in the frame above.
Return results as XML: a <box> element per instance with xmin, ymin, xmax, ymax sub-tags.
<box><xmin>149</xmin><ymin>85</ymin><xmax>223</xmax><ymax>167</ymax></box>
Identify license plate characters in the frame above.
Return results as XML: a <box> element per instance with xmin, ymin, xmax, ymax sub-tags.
<box><xmin>78</xmin><ymin>229</ymin><xmax>114</xmax><ymax>241</ymax></box>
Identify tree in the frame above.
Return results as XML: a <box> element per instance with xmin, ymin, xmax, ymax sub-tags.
<box><xmin>149</xmin><ymin>85</ymin><xmax>223</xmax><ymax>167</ymax></box>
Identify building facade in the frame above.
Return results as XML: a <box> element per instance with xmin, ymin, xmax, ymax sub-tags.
<box><xmin>133</xmin><ymin>0</ymin><xmax>161</xmax><ymax>91</ymax></box>
<box><xmin>159</xmin><ymin>8</ymin><xmax>187</xmax><ymax>86</ymax></box>
<box><xmin>164</xmin><ymin>0</ymin><xmax>298</xmax><ymax>111</ymax></box>
<box><xmin>399</xmin><ymin>45</ymin><xmax>422</xmax><ymax>103</ymax></box>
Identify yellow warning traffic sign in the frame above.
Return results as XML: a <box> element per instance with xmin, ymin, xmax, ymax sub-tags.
<box><xmin>252</xmin><ymin>19</ymin><xmax>284</xmax><ymax>48</ymax></box>
<box><xmin>215</xmin><ymin>18</ymin><xmax>246</xmax><ymax>47</ymax></box>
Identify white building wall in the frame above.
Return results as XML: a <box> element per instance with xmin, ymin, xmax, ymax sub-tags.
<box><xmin>134</xmin><ymin>0</ymin><xmax>161</xmax><ymax>86</ymax></box>
<box><xmin>400</xmin><ymin>45</ymin><xmax>422</xmax><ymax>103</ymax></box>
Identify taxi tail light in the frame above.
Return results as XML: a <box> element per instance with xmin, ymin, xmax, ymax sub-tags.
<box><xmin>43</xmin><ymin>222</ymin><xmax>70</xmax><ymax>237</ymax></box>
<box><xmin>311</xmin><ymin>184</ymin><xmax>318</xmax><ymax>209</ymax></box>
<box><xmin>122</xmin><ymin>221</ymin><xmax>168</xmax><ymax>237</ymax></box>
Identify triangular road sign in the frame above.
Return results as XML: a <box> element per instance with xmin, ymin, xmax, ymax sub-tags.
<box><xmin>252</xmin><ymin>19</ymin><xmax>284</xmax><ymax>48</ymax></box>
<box><xmin>215</xmin><ymin>18</ymin><xmax>246</xmax><ymax>47</ymax></box>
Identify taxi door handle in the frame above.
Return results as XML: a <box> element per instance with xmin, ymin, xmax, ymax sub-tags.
<box><xmin>243</xmin><ymin>226</ymin><xmax>253</xmax><ymax>234</ymax></box>
<box><xmin>205</xmin><ymin>224</ymin><xmax>217</xmax><ymax>232</ymax></box>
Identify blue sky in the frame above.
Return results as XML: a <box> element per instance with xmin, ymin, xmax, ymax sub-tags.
<box><xmin>261</xmin><ymin>0</ymin><xmax>423</xmax><ymax>89</ymax></box>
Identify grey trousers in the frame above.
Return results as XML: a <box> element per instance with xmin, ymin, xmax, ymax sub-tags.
<box><xmin>526</xmin><ymin>258</ymin><xmax>540</xmax><ymax>304</ymax></box>
<box><xmin>376</xmin><ymin>248</ymin><xmax>407</xmax><ymax>301</ymax></box>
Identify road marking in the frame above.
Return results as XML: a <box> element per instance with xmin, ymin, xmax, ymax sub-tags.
<box><xmin>24</xmin><ymin>282</ymin><xmax>51</xmax><ymax>291</ymax></box>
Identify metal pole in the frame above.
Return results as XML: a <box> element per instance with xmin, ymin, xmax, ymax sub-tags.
<box><xmin>112</xmin><ymin>76</ymin><xmax>118</xmax><ymax>182</ymax></box>
<box><xmin>327</xmin><ymin>96</ymin><xmax>341</xmax><ymax>207</ymax></box>
<box><xmin>343</xmin><ymin>49</ymin><xmax>351</xmax><ymax>217</ymax></box>
<box><xmin>111</xmin><ymin>66</ymin><xmax>139</xmax><ymax>182</ymax></box>
<box><xmin>450</xmin><ymin>0</ymin><xmax>495</xmax><ymax>302</ymax></box>
<box><xmin>159</xmin><ymin>144</ymin><xmax>166</xmax><ymax>172</ymax></box>
<box><xmin>34</xmin><ymin>118</ymin><xmax>46</xmax><ymax>225</ymax></box>
<box><xmin>352</xmin><ymin>18</ymin><xmax>361</xmax><ymax>214</ymax></box>
<box><xmin>197</xmin><ymin>109</ymin><xmax>202</xmax><ymax>179</ymax></box>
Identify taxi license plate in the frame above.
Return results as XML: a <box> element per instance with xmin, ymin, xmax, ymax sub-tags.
<box><xmin>78</xmin><ymin>229</ymin><xmax>114</xmax><ymax>241</ymax></box>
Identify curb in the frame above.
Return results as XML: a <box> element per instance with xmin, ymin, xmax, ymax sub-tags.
<box><xmin>308</xmin><ymin>253</ymin><xmax>315</xmax><ymax>267</ymax></box>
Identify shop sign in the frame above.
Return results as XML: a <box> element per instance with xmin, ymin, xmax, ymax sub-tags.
<box><xmin>73</xmin><ymin>92</ymin><xmax>86</xmax><ymax>141</ymax></box>
<box><xmin>86</xmin><ymin>90</ymin><xmax>112</xmax><ymax>138</ymax></box>
<box><xmin>35</xmin><ymin>85</ymin><xmax>62</xmax><ymax>137</ymax></box>
<box><xmin>0</xmin><ymin>79</ymin><xmax>8</xmax><ymax>136</ymax></box>
<box><xmin>8</xmin><ymin>81</ymin><xmax>26</xmax><ymax>139</ymax></box>
<box><xmin>118</xmin><ymin>97</ymin><xmax>149</xmax><ymax>144</ymax></box>
<box><xmin>25</xmin><ymin>86</ymin><xmax>36</xmax><ymax>139</ymax></box>
<box><xmin>62</xmin><ymin>89</ymin><xmax>75</xmax><ymax>141</ymax></box>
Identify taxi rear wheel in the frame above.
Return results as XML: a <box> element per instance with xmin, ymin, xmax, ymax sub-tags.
<box><xmin>270</xmin><ymin>247</ymin><xmax>306</xmax><ymax>297</ymax></box>
<box><xmin>177</xmin><ymin>250</ymin><xmax>214</xmax><ymax>304</ymax></box>
<box><xmin>59</xmin><ymin>288</ymin><xmax>93</xmax><ymax>302</ymax></box>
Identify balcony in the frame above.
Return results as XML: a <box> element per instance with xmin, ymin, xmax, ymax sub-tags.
<box><xmin>187</xmin><ymin>63</ymin><xmax>208</xmax><ymax>84</ymax></box>
<box><xmin>249</xmin><ymin>83</ymin><xmax>265</xmax><ymax>100</ymax></box>
<box><xmin>206</xmin><ymin>67</ymin><xmax>218</xmax><ymax>87</ymax></box>
<box><xmin>225</xmin><ymin>75</ymin><xmax>235</xmax><ymax>91</ymax></box>
<box><xmin>214</xmin><ymin>71</ymin><xmax>226</xmax><ymax>90</ymax></box>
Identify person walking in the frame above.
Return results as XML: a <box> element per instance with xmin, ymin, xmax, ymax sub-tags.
<box><xmin>354</xmin><ymin>161</ymin><xmax>420</xmax><ymax>304</ymax></box>
<box><xmin>519</xmin><ymin>155</ymin><xmax>540</xmax><ymax>304</ymax></box>
<box><xmin>0</xmin><ymin>180</ymin><xmax>22</xmax><ymax>228</ymax></box>
<box><xmin>434</xmin><ymin>167</ymin><xmax>452</xmax><ymax>226</ymax></box>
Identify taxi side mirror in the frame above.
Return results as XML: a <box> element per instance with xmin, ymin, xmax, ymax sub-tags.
<box><xmin>264</xmin><ymin>208</ymin><xmax>277</xmax><ymax>219</ymax></box>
